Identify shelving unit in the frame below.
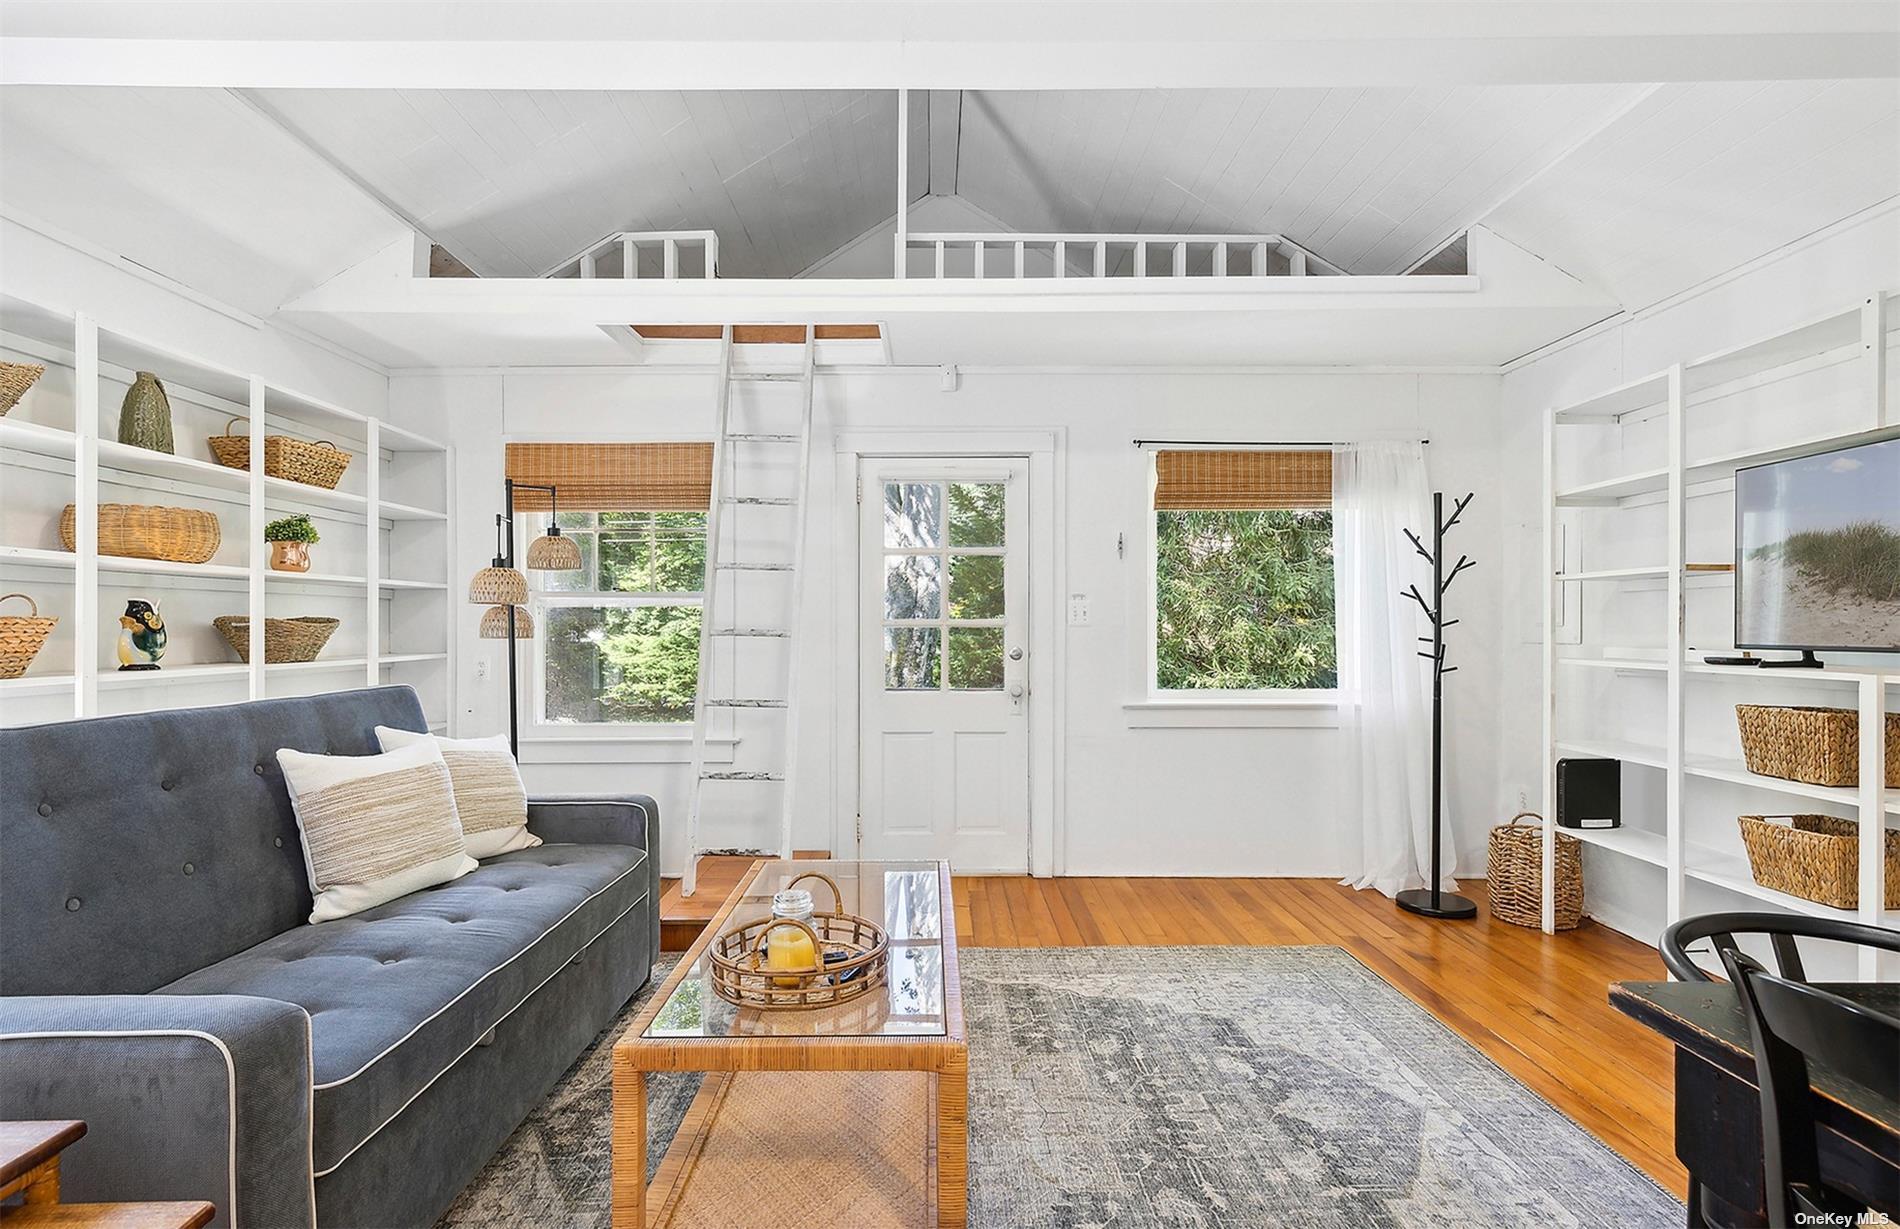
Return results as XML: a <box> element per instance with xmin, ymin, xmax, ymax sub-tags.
<box><xmin>1542</xmin><ymin>291</ymin><xmax>1898</xmax><ymax>978</ymax></box>
<box><xmin>0</xmin><ymin>296</ymin><xmax>453</xmax><ymax>730</ymax></box>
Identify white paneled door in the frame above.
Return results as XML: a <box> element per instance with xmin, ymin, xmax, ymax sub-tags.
<box><xmin>858</xmin><ymin>458</ymin><xmax>1030</xmax><ymax>871</ymax></box>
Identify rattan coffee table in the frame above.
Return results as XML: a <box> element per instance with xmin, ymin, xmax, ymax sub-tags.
<box><xmin>612</xmin><ymin>859</ymin><xmax>965</xmax><ymax>1228</ymax></box>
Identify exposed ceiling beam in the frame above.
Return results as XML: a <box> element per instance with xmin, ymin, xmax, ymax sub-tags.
<box><xmin>5</xmin><ymin>3</ymin><xmax>1897</xmax><ymax>89</ymax></box>
<box><xmin>928</xmin><ymin>89</ymin><xmax>961</xmax><ymax>196</ymax></box>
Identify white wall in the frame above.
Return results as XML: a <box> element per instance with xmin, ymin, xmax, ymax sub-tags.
<box><xmin>392</xmin><ymin>363</ymin><xmax>1508</xmax><ymax>879</ymax></box>
<box><xmin>1492</xmin><ymin>203</ymin><xmax>1900</xmax><ymax>940</ymax></box>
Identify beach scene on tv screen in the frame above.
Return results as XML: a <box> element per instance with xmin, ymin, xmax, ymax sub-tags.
<box><xmin>1738</xmin><ymin>435</ymin><xmax>1900</xmax><ymax>650</ymax></box>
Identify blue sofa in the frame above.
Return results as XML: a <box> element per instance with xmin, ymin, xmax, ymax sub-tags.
<box><xmin>0</xmin><ymin>686</ymin><xmax>659</xmax><ymax>1227</ymax></box>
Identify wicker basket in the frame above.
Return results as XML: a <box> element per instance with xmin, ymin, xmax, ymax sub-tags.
<box><xmin>1488</xmin><ymin>811</ymin><xmax>1584</xmax><ymax>930</ymax></box>
<box><xmin>0</xmin><ymin>361</ymin><xmax>44</xmax><ymax>415</ymax></box>
<box><xmin>1736</xmin><ymin>704</ymin><xmax>1900</xmax><ymax>789</ymax></box>
<box><xmin>709</xmin><ymin>872</ymin><xmax>888</xmax><ymax>1011</ymax></box>
<box><xmin>213</xmin><ymin>615</ymin><xmax>340</xmax><ymax>665</ymax></box>
<box><xmin>61</xmin><ymin>503</ymin><xmax>221</xmax><ymax>565</ymax></box>
<box><xmin>207</xmin><ymin>417</ymin><xmax>352</xmax><ymax>490</ymax></box>
<box><xmin>1738</xmin><ymin>814</ymin><xmax>1900</xmax><ymax>911</ymax></box>
<box><xmin>0</xmin><ymin>593</ymin><xmax>58</xmax><ymax>680</ymax></box>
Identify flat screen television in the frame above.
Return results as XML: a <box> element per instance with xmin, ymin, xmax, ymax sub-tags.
<box><xmin>1735</xmin><ymin>430</ymin><xmax>1900</xmax><ymax>655</ymax></box>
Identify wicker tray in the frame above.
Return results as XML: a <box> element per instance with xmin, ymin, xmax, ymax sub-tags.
<box><xmin>709</xmin><ymin>872</ymin><xmax>888</xmax><ymax>1011</ymax></box>
<box><xmin>1487</xmin><ymin>810</ymin><xmax>1583</xmax><ymax>929</ymax></box>
<box><xmin>1736</xmin><ymin>704</ymin><xmax>1900</xmax><ymax>789</ymax></box>
<box><xmin>207</xmin><ymin>417</ymin><xmax>352</xmax><ymax>490</ymax></box>
<box><xmin>61</xmin><ymin>503</ymin><xmax>221</xmax><ymax>564</ymax></box>
<box><xmin>213</xmin><ymin>615</ymin><xmax>339</xmax><ymax>664</ymax></box>
<box><xmin>1739</xmin><ymin>814</ymin><xmax>1900</xmax><ymax>911</ymax></box>
<box><xmin>0</xmin><ymin>361</ymin><xmax>44</xmax><ymax>415</ymax></box>
<box><xmin>0</xmin><ymin>593</ymin><xmax>58</xmax><ymax>680</ymax></box>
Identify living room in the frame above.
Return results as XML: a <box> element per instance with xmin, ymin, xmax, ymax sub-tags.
<box><xmin>0</xmin><ymin>5</ymin><xmax>1896</xmax><ymax>1228</ymax></box>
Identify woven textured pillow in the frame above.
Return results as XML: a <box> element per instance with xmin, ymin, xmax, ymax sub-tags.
<box><xmin>277</xmin><ymin>741</ymin><xmax>477</xmax><ymax>923</ymax></box>
<box><xmin>376</xmin><ymin>726</ymin><xmax>541</xmax><ymax>859</ymax></box>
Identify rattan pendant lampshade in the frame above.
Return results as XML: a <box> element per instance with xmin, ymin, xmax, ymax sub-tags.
<box><xmin>525</xmin><ymin>525</ymin><xmax>581</xmax><ymax>571</ymax></box>
<box><xmin>479</xmin><ymin>604</ymin><xmax>533</xmax><ymax>639</ymax></box>
<box><xmin>468</xmin><ymin>563</ymin><xmax>528</xmax><ymax>605</ymax></box>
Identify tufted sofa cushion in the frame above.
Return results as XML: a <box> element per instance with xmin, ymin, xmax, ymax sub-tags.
<box><xmin>157</xmin><ymin>843</ymin><xmax>650</xmax><ymax>1175</ymax></box>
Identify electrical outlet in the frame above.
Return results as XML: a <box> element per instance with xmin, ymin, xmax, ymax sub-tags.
<box><xmin>473</xmin><ymin>658</ymin><xmax>490</xmax><ymax>682</ymax></box>
<box><xmin>1067</xmin><ymin>594</ymin><xmax>1090</xmax><ymax>626</ymax></box>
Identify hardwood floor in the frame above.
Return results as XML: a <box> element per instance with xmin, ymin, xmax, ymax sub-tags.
<box><xmin>953</xmin><ymin>874</ymin><xmax>1684</xmax><ymax>1198</ymax></box>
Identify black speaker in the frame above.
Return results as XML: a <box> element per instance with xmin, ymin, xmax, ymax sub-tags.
<box><xmin>1557</xmin><ymin>758</ymin><xmax>1621</xmax><ymax>829</ymax></box>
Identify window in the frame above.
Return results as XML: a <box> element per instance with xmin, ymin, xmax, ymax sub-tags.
<box><xmin>1151</xmin><ymin>449</ymin><xmax>1336</xmax><ymax>693</ymax></box>
<box><xmin>882</xmin><ymin>480</ymin><xmax>1008</xmax><ymax>690</ymax></box>
<box><xmin>509</xmin><ymin>441</ymin><xmax>713</xmax><ymax>728</ymax></box>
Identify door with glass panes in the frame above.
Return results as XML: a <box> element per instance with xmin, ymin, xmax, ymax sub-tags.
<box><xmin>858</xmin><ymin>458</ymin><xmax>1030</xmax><ymax>871</ymax></box>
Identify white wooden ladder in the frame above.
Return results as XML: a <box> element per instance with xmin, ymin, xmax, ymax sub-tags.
<box><xmin>680</xmin><ymin>324</ymin><xmax>815</xmax><ymax>897</ymax></box>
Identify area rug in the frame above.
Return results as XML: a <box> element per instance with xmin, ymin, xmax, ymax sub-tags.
<box><xmin>439</xmin><ymin>946</ymin><xmax>1680</xmax><ymax>1228</ymax></box>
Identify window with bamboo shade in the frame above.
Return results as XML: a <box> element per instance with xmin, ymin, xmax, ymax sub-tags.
<box><xmin>507</xmin><ymin>442</ymin><xmax>712</xmax><ymax>727</ymax></box>
<box><xmin>1151</xmin><ymin>449</ymin><xmax>1337</xmax><ymax>692</ymax></box>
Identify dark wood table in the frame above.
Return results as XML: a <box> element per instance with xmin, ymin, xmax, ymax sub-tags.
<box><xmin>1612</xmin><ymin>980</ymin><xmax>1900</xmax><ymax>1227</ymax></box>
<box><xmin>0</xmin><ymin>1121</ymin><xmax>213</xmax><ymax>1229</ymax></box>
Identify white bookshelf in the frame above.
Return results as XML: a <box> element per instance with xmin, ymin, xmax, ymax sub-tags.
<box><xmin>0</xmin><ymin>296</ymin><xmax>454</xmax><ymax>731</ymax></box>
<box><xmin>1541</xmin><ymin>290</ymin><xmax>1899</xmax><ymax>978</ymax></box>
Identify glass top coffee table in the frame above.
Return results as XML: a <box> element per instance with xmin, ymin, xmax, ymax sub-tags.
<box><xmin>611</xmin><ymin>859</ymin><xmax>966</xmax><ymax>1228</ymax></box>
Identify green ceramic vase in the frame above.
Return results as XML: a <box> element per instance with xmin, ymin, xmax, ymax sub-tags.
<box><xmin>118</xmin><ymin>371</ymin><xmax>174</xmax><ymax>454</ymax></box>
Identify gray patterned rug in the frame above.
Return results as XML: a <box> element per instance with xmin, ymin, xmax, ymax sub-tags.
<box><xmin>439</xmin><ymin>947</ymin><xmax>1680</xmax><ymax>1228</ymax></box>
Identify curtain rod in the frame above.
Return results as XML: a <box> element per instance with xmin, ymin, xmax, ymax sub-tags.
<box><xmin>1132</xmin><ymin>438</ymin><xmax>1430</xmax><ymax>447</ymax></box>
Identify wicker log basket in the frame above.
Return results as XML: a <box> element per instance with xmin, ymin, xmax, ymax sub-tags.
<box><xmin>1738</xmin><ymin>815</ymin><xmax>1900</xmax><ymax>911</ymax></box>
<box><xmin>1488</xmin><ymin>811</ymin><xmax>1584</xmax><ymax>930</ymax></box>
<box><xmin>0</xmin><ymin>593</ymin><xmax>58</xmax><ymax>679</ymax></box>
<box><xmin>61</xmin><ymin>503</ymin><xmax>221</xmax><ymax>565</ymax></box>
<box><xmin>1737</xmin><ymin>704</ymin><xmax>1900</xmax><ymax>789</ymax></box>
<box><xmin>207</xmin><ymin>417</ymin><xmax>352</xmax><ymax>490</ymax></box>
<box><xmin>213</xmin><ymin>615</ymin><xmax>339</xmax><ymax>664</ymax></box>
<box><xmin>709</xmin><ymin>871</ymin><xmax>889</xmax><ymax>1011</ymax></box>
<box><xmin>0</xmin><ymin>361</ymin><xmax>45</xmax><ymax>415</ymax></box>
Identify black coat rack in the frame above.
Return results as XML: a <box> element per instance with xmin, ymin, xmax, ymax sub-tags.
<box><xmin>1396</xmin><ymin>491</ymin><xmax>1478</xmax><ymax>920</ymax></box>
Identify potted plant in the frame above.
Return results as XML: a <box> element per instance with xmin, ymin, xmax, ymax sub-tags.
<box><xmin>265</xmin><ymin>514</ymin><xmax>320</xmax><ymax>573</ymax></box>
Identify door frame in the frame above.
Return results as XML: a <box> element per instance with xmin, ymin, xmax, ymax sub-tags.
<box><xmin>832</xmin><ymin>429</ymin><xmax>1064</xmax><ymax>877</ymax></box>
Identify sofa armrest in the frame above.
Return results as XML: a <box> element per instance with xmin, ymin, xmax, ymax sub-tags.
<box><xmin>527</xmin><ymin>794</ymin><xmax>656</xmax><ymax>853</ymax></box>
<box><xmin>0</xmin><ymin>994</ymin><xmax>313</xmax><ymax>1229</ymax></box>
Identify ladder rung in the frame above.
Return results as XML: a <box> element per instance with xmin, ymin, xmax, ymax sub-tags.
<box><xmin>704</xmin><ymin>698</ymin><xmax>788</xmax><ymax>708</ymax></box>
<box><xmin>727</xmin><ymin>433</ymin><xmax>800</xmax><ymax>442</ymax></box>
<box><xmin>730</xmin><ymin>372</ymin><xmax>803</xmax><ymax>382</ymax></box>
<box><xmin>717</xmin><ymin>562</ymin><xmax>793</xmax><ymax>571</ymax></box>
<box><xmin>709</xmin><ymin>627</ymin><xmax>789</xmax><ymax>637</ymax></box>
<box><xmin>701</xmin><ymin>771</ymin><xmax>785</xmax><ymax>781</ymax></box>
<box><xmin>724</xmin><ymin>496</ymin><xmax>795</xmax><ymax>506</ymax></box>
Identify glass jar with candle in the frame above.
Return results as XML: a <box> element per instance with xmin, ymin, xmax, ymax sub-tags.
<box><xmin>765</xmin><ymin>887</ymin><xmax>818</xmax><ymax>988</ymax></box>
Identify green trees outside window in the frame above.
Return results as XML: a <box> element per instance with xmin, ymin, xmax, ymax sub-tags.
<box><xmin>1155</xmin><ymin>508</ymin><xmax>1337</xmax><ymax>691</ymax></box>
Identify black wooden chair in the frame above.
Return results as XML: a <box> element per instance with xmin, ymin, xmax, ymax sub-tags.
<box><xmin>1661</xmin><ymin>912</ymin><xmax>1900</xmax><ymax>1229</ymax></box>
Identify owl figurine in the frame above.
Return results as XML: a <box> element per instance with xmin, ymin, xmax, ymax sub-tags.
<box><xmin>118</xmin><ymin>599</ymin><xmax>166</xmax><ymax>671</ymax></box>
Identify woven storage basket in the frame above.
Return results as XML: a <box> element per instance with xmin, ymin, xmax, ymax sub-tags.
<box><xmin>1736</xmin><ymin>704</ymin><xmax>1900</xmax><ymax>789</ymax></box>
<box><xmin>1738</xmin><ymin>814</ymin><xmax>1900</xmax><ymax>911</ymax></box>
<box><xmin>207</xmin><ymin>417</ymin><xmax>352</xmax><ymax>490</ymax></box>
<box><xmin>1488</xmin><ymin>811</ymin><xmax>1584</xmax><ymax>930</ymax></box>
<box><xmin>0</xmin><ymin>593</ymin><xmax>58</xmax><ymax>680</ymax></box>
<box><xmin>213</xmin><ymin>615</ymin><xmax>339</xmax><ymax>665</ymax></box>
<box><xmin>0</xmin><ymin>361</ymin><xmax>44</xmax><ymax>415</ymax></box>
<box><xmin>61</xmin><ymin>503</ymin><xmax>221</xmax><ymax>564</ymax></box>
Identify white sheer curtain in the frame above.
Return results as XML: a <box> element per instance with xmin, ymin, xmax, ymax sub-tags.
<box><xmin>1334</xmin><ymin>440</ymin><xmax>1455</xmax><ymax>897</ymax></box>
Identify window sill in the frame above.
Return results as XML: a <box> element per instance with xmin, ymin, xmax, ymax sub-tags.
<box><xmin>518</xmin><ymin>733</ymin><xmax>738</xmax><ymax>765</ymax></box>
<box><xmin>1122</xmin><ymin>697</ymin><xmax>1339</xmax><ymax>729</ymax></box>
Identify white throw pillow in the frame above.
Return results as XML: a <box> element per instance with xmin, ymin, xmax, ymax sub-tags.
<box><xmin>277</xmin><ymin>741</ymin><xmax>477</xmax><ymax>923</ymax></box>
<box><xmin>375</xmin><ymin>727</ymin><xmax>541</xmax><ymax>859</ymax></box>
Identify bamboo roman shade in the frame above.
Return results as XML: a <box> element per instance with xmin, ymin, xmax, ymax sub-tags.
<box><xmin>1153</xmin><ymin>449</ymin><xmax>1333</xmax><ymax>510</ymax></box>
<box><xmin>504</xmin><ymin>442</ymin><xmax>713</xmax><ymax>511</ymax></box>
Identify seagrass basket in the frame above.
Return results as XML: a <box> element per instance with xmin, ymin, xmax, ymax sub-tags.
<box><xmin>0</xmin><ymin>361</ymin><xmax>44</xmax><ymax>415</ymax></box>
<box><xmin>0</xmin><ymin>593</ymin><xmax>57</xmax><ymax>679</ymax></box>
<box><xmin>1488</xmin><ymin>811</ymin><xmax>1583</xmax><ymax>930</ymax></box>
<box><xmin>1739</xmin><ymin>815</ymin><xmax>1900</xmax><ymax>911</ymax></box>
<box><xmin>213</xmin><ymin>615</ymin><xmax>339</xmax><ymax>664</ymax></box>
<box><xmin>207</xmin><ymin>417</ymin><xmax>352</xmax><ymax>490</ymax></box>
<box><xmin>1736</xmin><ymin>704</ymin><xmax>1900</xmax><ymax>789</ymax></box>
<box><xmin>61</xmin><ymin>503</ymin><xmax>221</xmax><ymax>564</ymax></box>
<box><xmin>709</xmin><ymin>871</ymin><xmax>888</xmax><ymax>1011</ymax></box>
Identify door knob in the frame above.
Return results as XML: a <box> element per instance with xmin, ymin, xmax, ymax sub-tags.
<box><xmin>1007</xmin><ymin>646</ymin><xmax>1024</xmax><ymax>661</ymax></box>
<box><xmin>1008</xmin><ymin>683</ymin><xmax>1024</xmax><ymax>698</ymax></box>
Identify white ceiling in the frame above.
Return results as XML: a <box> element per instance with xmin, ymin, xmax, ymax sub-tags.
<box><xmin>1482</xmin><ymin>79</ymin><xmax>1900</xmax><ymax>310</ymax></box>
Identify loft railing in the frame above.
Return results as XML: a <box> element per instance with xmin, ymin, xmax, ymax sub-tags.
<box><xmin>542</xmin><ymin>230</ymin><xmax>719</xmax><ymax>280</ymax></box>
<box><xmin>895</xmin><ymin>232</ymin><xmax>1345</xmax><ymax>280</ymax></box>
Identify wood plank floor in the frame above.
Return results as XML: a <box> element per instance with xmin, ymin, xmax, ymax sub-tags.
<box><xmin>954</xmin><ymin>875</ymin><xmax>1683</xmax><ymax>1198</ymax></box>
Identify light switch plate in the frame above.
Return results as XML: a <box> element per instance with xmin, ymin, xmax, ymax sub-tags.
<box><xmin>1068</xmin><ymin>594</ymin><xmax>1090</xmax><ymax>626</ymax></box>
